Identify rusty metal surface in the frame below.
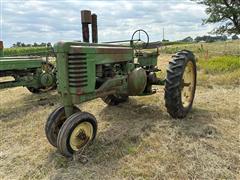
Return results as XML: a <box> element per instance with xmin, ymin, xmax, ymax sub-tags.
<box><xmin>128</xmin><ymin>67</ymin><xmax>147</xmax><ymax>95</ymax></box>
<box><xmin>69</xmin><ymin>46</ymin><xmax>132</xmax><ymax>54</ymax></box>
<box><xmin>82</xmin><ymin>23</ymin><xmax>90</xmax><ymax>43</ymax></box>
<box><xmin>81</xmin><ymin>10</ymin><xmax>92</xmax><ymax>43</ymax></box>
<box><xmin>0</xmin><ymin>41</ymin><xmax>3</xmax><ymax>49</ymax></box>
<box><xmin>96</xmin><ymin>47</ymin><xmax>132</xmax><ymax>54</ymax></box>
<box><xmin>91</xmin><ymin>14</ymin><xmax>98</xmax><ymax>43</ymax></box>
<box><xmin>81</xmin><ymin>10</ymin><xmax>92</xmax><ymax>24</ymax></box>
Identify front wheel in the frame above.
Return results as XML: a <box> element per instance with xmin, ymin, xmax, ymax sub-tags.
<box><xmin>45</xmin><ymin>106</ymin><xmax>80</xmax><ymax>147</ymax></box>
<box><xmin>164</xmin><ymin>50</ymin><xmax>197</xmax><ymax>118</ymax></box>
<box><xmin>57</xmin><ymin>112</ymin><xmax>97</xmax><ymax>157</ymax></box>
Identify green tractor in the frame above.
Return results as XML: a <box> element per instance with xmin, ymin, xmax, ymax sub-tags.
<box><xmin>45</xmin><ymin>10</ymin><xmax>197</xmax><ymax>157</ymax></box>
<box><xmin>0</xmin><ymin>41</ymin><xmax>56</xmax><ymax>93</ymax></box>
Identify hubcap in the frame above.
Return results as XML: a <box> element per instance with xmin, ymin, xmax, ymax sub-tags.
<box><xmin>69</xmin><ymin>122</ymin><xmax>93</xmax><ymax>151</ymax></box>
<box><xmin>181</xmin><ymin>61</ymin><xmax>195</xmax><ymax>108</ymax></box>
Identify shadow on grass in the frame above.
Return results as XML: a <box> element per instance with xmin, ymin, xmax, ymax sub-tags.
<box><xmin>45</xmin><ymin>99</ymin><xmax>167</xmax><ymax>172</ymax></box>
<box><xmin>0</xmin><ymin>90</ymin><xmax>59</xmax><ymax>121</ymax></box>
<box><xmin>17</xmin><ymin>102</ymin><xmax>222</xmax><ymax>179</ymax></box>
<box><xmin>169</xmin><ymin>107</ymin><xmax>220</xmax><ymax>139</ymax></box>
<box><xmin>44</xmin><ymin>99</ymin><xmax>216</xmax><ymax>179</ymax></box>
<box><xmin>46</xmin><ymin>100</ymin><xmax>170</xmax><ymax>164</ymax></box>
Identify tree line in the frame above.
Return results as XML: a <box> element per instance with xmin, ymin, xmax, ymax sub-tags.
<box><xmin>12</xmin><ymin>42</ymin><xmax>51</xmax><ymax>48</ymax></box>
<box><xmin>179</xmin><ymin>35</ymin><xmax>238</xmax><ymax>43</ymax></box>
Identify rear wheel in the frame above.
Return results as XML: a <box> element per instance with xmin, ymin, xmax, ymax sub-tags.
<box><xmin>164</xmin><ymin>50</ymin><xmax>197</xmax><ymax>118</ymax></box>
<box><xmin>57</xmin><ymin>112</ymin><xmax>97</xmax><ymax>157</ymax></box>
<box><xmin>102</xmin><ymin>94</ymin><xmax>129</xmax><ymax>106</ymax></box>
<box><xmin>45</xmin><ymin>106</ymin><xmax>80</xmax><ymax>147</ymax></box>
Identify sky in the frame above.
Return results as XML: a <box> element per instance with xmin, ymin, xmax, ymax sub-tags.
<box><xmin>0</xmin><ymin>0</ymin><xmax>217</xmax><ymax>47</ymax></box>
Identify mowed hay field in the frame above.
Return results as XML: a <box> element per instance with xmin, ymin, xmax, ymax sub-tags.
<box><xmin>1</xmin><ymin>44</ymin><xmax>240</xmax><ymax>179</ymax></box>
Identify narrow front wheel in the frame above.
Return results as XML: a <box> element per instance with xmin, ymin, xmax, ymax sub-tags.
<box><xmin>45</xmin><ymin>106</ymin><xmax>80</xmax><ymax>147</ymax></box>
<box><xmin>57</xmin><ymin>112</ymin><xmax>97</xmax><ymax>157</ymax></box>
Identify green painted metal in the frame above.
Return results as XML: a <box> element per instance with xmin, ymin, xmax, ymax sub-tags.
<box><xmin>0</xmin><ymin>73</ymin><xmax>40</xmax><ymax>89</ymax></box>
<box><xmin>54</xmin><ymin>41</ymin><xmax>164</xmax><ymax>117</ymax></box>
<box><xmin>54</xmin><ymin>41</ymin><xmax>133</xmax><ymax>116</ymax></box>
<box><xmin>128</xmin><ymin>67</ymin><xmax>147</xmax><ymax>95</ymax></box>
<box><xmin>0</xmin><ymin>57</ymin><xmax>42</xmax><ymax>70</ymax></box>
<box><xmin>45</xmin><ymin>11</ymin><xmax>198</xmax><ymax>157</ymax></box>
<box><xmin>0</xmin><ymin>56</ymin><xmax>56</xmax><ymax>91</ymax></box>
<box><xmin>137</xmin><ymin>52</ymin><xmax>158</xmax><ymax>66</ymax></box>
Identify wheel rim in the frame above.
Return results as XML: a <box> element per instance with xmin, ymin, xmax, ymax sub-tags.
<box><xmin>181</xmin><ymin>61</ymin><xmax>195</xmax><ymax>108</ymax></box>
<box><xmin>69</xmin><ymin>122</ymin><xmax>93</xmax><ymax>151</ymax></box>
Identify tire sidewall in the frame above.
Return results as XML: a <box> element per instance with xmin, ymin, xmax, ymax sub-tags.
<box><xmin>179</xmin><ymin>52</ymin><xmax>197</xmax><ymax>114</ymax></box>
<box><xmin>45</xmin><ymin>106</ymin><xmax>65</xmax><ymax>147</ymax></box>
<box><xmin>164</xmin><ymin>50</ymin><xmax>197</xmax><ymax>118</ymax></box>
<box><xmin>57</xmin><ymin>112</ymin><xmax>97</xmax><ymax>157</ymax></box>
<box><xmin>45</xmin><ymin>106</ymin><xmax>80</xmax><ymax>147</ymax></box>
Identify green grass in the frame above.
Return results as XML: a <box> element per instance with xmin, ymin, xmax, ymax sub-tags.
<box><xmin>1</xmin><ymin>86</ymin><xmax>239</xmax><ymax>179</ymax></box>
<box><xmin>196</xmin><ymin>56</ymin><xmax>240</xmax><ymax>86</ymax></box>
<box><xmin>161</xmin><ymin>41</ymin><xmax>193</xmax><ymax>46</ymax></box>
<box><xmin>3</xmin><ymin>47</ymin><xmax>48</xmax><ymax>56</ymax></box>
<box><xmin>0</xmin><ymin>40</ymin><xmax>240</xmax><ymax>179</ymax></box>
<box><xmin>160</xmin><ymin>40</ymin><xmax>240</xmax><ymax>57</ymax></box>
<box><xmin>198</xmin><ymin>56</ymin><xmax>240</xmax><ymax>74</ymax></box>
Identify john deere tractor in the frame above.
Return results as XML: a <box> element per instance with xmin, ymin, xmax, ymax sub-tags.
<box><xmin>45</xmin><ymin>10</ymin><xmax>197</xmax><ymax>157</ymax></box>
<box><xmin>0</xmin><ymin>42</ymin><xmax>56</xmax><ymax>93</ymax></box>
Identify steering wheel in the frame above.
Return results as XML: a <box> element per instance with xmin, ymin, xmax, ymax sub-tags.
<box><xmin>131</xmin><ymin>29</ymin><xmax>149</xmax><ymax>50</ymax></box>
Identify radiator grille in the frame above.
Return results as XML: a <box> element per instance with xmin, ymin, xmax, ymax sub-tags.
<box><xmin>68</xmin><ymin>53</ymin><xmax>88</xmax><ymax>88</ymax></box>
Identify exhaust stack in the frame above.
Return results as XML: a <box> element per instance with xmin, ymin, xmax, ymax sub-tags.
<box><xmin>0</xmin><ymin>41</ymin><xmax>3</xmax><ymax>57</ymax></box>
<box><xmin>91</xmin><ymin>14</ymin><xmax>98</xmax><ymax>43</ymax></box>
<box><xmin>81</xmin><ymin>10</ymin><xmax>91</xmax><ymax>43</ymax></box>
<box><xmin>81</xmin><ymin>10</ymin><xmax>98</xmax><ymax>43</ymax></box>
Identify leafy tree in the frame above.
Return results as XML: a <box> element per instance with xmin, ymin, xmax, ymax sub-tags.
<box><xmin>194</xmin><ymin>35</ymin><xmax>228</xmax><ymax>42</ymax></box>
<box><xmin>232</xmin><ymin>34</ymin><xmax>239</xmax><ymax>40</ymax></box>
<box><xmin>33</xmin><ymin>42</ymin><xmax>38</xmax><ymax>47</ymax></box>
<box><xmin>40</xmin><ymin>42</ymin><xmax>46</xmax><ymax>46</ymax></box>
<box><xmin>192</xmin><ymin>0</ymin><xmax>240</xmax><ymax>35</ymax></box>
<box><xmin>12</xmin><ymin>42</ymin><xmax>50</xmax><ymax>47</ymax></box>
<box><xmin>181</xmin><ymin>36</ymin><xmax>194</xmax><ymax>42</ymax></box>
<box><xmin>16</xmin><ymin>42</ymin><xmax>21</xmax><ymax>47</ymax></box>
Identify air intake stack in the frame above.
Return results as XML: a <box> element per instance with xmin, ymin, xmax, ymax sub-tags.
<box><xmin>81</xmin><ymin>10</ymin><xmax>91</xmax><ymax>43</ymax></box>
<box><xmin>81</xmin><ymin>10</ymin><xmax>98</xmax><ymax>43</ymax></box>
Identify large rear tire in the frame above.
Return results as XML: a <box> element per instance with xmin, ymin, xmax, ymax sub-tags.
<box><xmin>164</xmin><ymin>50</ymin><xmax>197</xmax><ymax>118</ymax></box>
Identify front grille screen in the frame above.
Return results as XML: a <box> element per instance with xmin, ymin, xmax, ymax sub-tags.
<box><xmin>68</xmin><ymin>53</ymin><xmax>88</xmax><ymax>88</ymax></box>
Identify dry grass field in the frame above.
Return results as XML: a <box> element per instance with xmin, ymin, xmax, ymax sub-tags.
<box><xmin>0</xmin><ymin>51</ymin><xmax>240</xmax><ymax>179</ymax></box>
